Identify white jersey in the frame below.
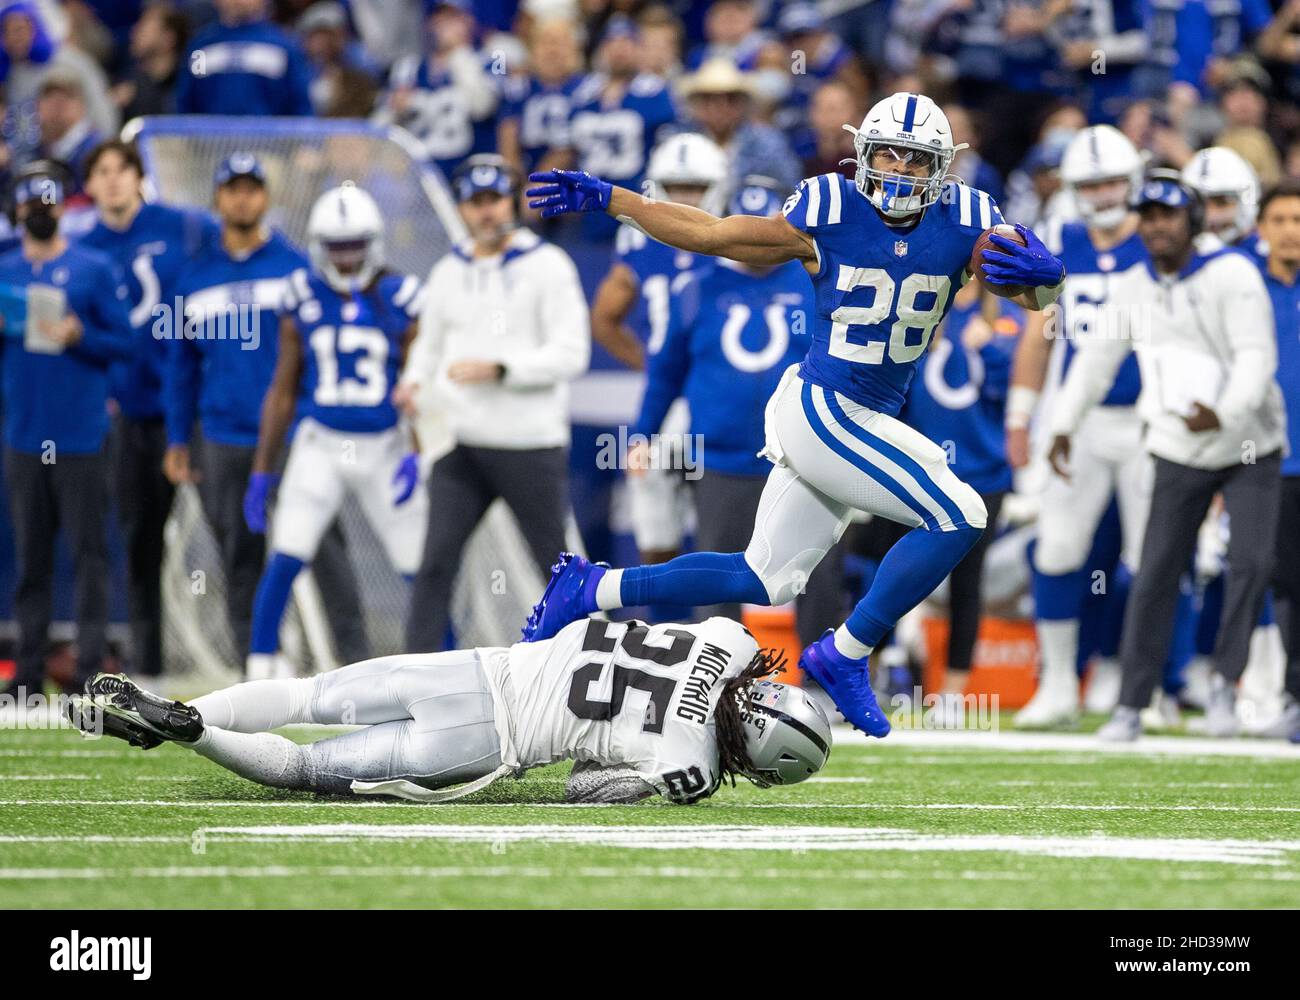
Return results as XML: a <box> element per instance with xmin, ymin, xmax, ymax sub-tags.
<box><xmin>480</xmin><ymin>616</ymin><xmax>757</xmax><ymax>803</ymax></box>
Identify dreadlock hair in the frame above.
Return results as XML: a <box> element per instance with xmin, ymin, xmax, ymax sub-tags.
<box><xmin>713</xmin><ymin>646</ymin><xmax>789</xmax><ymax>786</ymax></box>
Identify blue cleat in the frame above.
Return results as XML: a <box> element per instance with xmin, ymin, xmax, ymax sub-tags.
<box><xmin>521</xmin><ymin>552</ymin><xmax>608</xmax><ymax>642</ymax></box>
<box><xmin>799</xmin><ymin>630</ymin><xmax>892</xmax><ymax>737</ymax></box>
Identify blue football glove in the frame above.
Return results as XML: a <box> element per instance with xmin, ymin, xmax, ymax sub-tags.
<box><xmin>243</xmin><ymin>472</ymin><xmax>279</xmax><ymax>534</ymax></box>
<box><xmin>981</xmin><ymin>223</ymin><xmax>1065</xmax><ymax>288</ymax></box>
<box><xmin>526</xmin><ymin>170</ymin><xmax>613</xmax><ymax>218</ymax></box>
<box><xmin>392</xmin><ymin>451</ymin><xmax>419</xmax><ymax>506</ymax></box>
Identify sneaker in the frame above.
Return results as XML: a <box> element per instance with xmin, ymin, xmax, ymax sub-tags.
<box><xmin>798</xmin><ymin>631</ymin><xmax>891</xmax><ymax>738</ymax></box>
<box><xmin>67</xmin><ymin>673</ymin><xmax>203</xmax><ymax>748</ymax></box>
<box><xmin>521</xmin><ymin>552</ymin><xmax>608</xmax><ymax>643</ymax></box>
<box><xmin>1204</xmin><ymin>674</ymin><xmax>1240</xmax><ymax>738</ymax></box>
<box><xmin>1097</xmin><ymin>705</ymin><xmax>1141</xmax><ymax>742</ymax></box>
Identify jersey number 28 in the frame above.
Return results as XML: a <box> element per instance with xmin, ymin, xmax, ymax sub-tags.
<box><xmin>828</xmin><ymin>265</ymin><xmax>951</xmax><ymax>365</ymax></box>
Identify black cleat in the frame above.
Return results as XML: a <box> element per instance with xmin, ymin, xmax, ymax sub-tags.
<box><xmin>67</xmin><ymin>673</ymin><xmax>204</xmax><ymax>749</ymax></box>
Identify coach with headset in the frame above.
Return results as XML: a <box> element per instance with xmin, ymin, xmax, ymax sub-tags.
<box><xmin>1047</xmin><ymin>170</ymin><xmax>1286</xmax><ymax>742</ymax></box>
<box><xmin>394</xmin><ymin>154</ymin><xmax>589</xmax><ymax>651</ymax></box>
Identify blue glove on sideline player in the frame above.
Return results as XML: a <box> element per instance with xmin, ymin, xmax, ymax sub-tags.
<box><xmin>981</xmin><ymin>223</ymin><xmax>1065</xmax><ymax>288</ymax></box>
<box><xmin>243</xmin><ymin>472</ymin><xmax>279</xmax><ymax>534</ymax></box>
<box><xmin>392</xmin><ymin>451</ymin><xmax>420</xmax><ymax>506</ymax></box>
<box><xmin>527</xmin><ymin>170</ymin><xmax>613</xmax><ymax>217</ymax></box>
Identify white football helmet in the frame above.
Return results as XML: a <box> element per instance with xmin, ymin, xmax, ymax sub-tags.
<box><xmin>843</xmin><ymin>92</ymin><xmax>965</xmax><ymax>218</ymax></box>
<box><xmin>739</xmin><ymin>680</ymin><xmax>832</xmax><ymax>786</ymax></box>
<box><xmin>1181</xmin><ymin>147</ymin><xmax>1259</xmax><ymax>244</ymax></box>
<box><xmin>307</xmin><ymin>182</ymin><xmax>385</xmax><ymax>293</ymax></box>
<box><xmin>646</xmin><ymin>132</ymin><xmax>730</xmax><ymax>215</ymax></box>
<box><xmin>1059</xmin><ymin>125</ymin><xmax>1143</xmax><ymax>230</ymax></box>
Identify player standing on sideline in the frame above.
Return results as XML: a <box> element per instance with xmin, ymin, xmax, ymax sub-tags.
<box><xmin>163</xmin><ymin>154</ymin><xmax>368</xmax><ymax>669</ymax></box>
<box><xmin>79</xmin><ymin>139</ymin><xmax>217</xmax><ymax>678</ymax></box>
<box><xmin>1003</xmin><ymin>125</ymin><xmax>1152</xmax><ymax>727</ymax></box>
<box><xmin>393</xmin><ymin>155</ymin><xmax>589</xmax><ymax>653</ymax></box>
<box><xmin>524</xmin><ymin>93</ymin><xmax>1066</xmax><ymax>735</ymax></box>
<box><xmin>69</xmin><ymin>617</ymin><xmax>832</xmax><ymax>804</ymax></box>
<box><xmin>0</xmin><ymin>162</ymin><xmax>132</xmax><ymax>698</ymax></box>
<box><xmin>242</xmin><ymin>184</ymin><xmax>426</xmax><ymax>680</ymax></box>
<box><xmin>1048</xmin><ymin>172</ymin><xmax>1285</xmax><ymax>742</ymax></box>
<box><xmin>1181</xmin><ymin>146</ymin><xmax>1262</xmax><ymax>259</ymax></box>
<box><xmin>629</xmin><ymin>177</ymin><xmax>814</xmax><ymax>623</ymax></box>
<box><xmin>592</xmin><ymin>132</ymin><xmax>727</xmax><ymax>564</ymax></box>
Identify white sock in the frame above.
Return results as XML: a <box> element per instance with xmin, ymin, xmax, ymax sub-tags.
<box><xmin>595</xmin><ymin>568</ymin><xmax>624</xmax><ymax>611</ymax></box>
<box><xmin>833</xmin><ymin>625</ymin><xmax>871</xmax><ymax>661</ymax></box>
<box><xmin>184</xmin><ymin>726</ymin><xmax>309</xmax><ymax>790</ymax></box>
<box><xmin>1036</xmin><ymin>619</ymin><xmax>1081</xmax><ymax>693</ymax></box>
<box><xmin>246</xmin><ymin>653</ymin><xmax>276</xmax><ymax>681</ymax></box>
<box><xmin>188</xmin><ymin>677</ymin><xmax>316</xmax><ymax>733</ymax></box>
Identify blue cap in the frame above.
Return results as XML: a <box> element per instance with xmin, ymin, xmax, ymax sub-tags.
<box><xmin>453</xmin><ymin>157</ymin><xmax>515</xmax><ymax>202</ymax></box>
<box><xmin>600</xmin><ymin>14</ymin><xmax>639</xmax><ymax>44</ymax></box>
<box><xmin>1133</xmin><ymin>175</ymin><xmax>1195</xmax><ymax>211</ymax></box>
<box><xmin>728</xmin><ymin>177</ymin><xmax>785</xmax><ymax>218</ymax></box>
<box><xmin>778</xmin><ymin>3</ymin><xmax>824</xmax><ymax>35</ymax></box>
<box><xmin>214</xmin><ymin>152</ymin><xmax>266</xmax><ymax>188</ymax></box>
<box><xmin>12</xmin><ymin>173</ymin><xmax>63</xmax><ymax>207</ymax></box>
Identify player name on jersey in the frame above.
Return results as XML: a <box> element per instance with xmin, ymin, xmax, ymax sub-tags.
<box><xmin>676</xmin><ymin>641</ymin><xmax>734</xmax><ymax>725</ymax></box>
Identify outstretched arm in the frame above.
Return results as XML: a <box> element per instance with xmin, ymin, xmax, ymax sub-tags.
<box><xmin>528</xmin><ymin>170</ymin><xmax>817</xmax><ymax>269</ymax></box>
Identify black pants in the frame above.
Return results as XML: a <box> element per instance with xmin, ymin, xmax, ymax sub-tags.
<box><xmin>1272</xmin><ymin>475</ymin><xmax>1300</xmax><ymax>702</ymax></box>
<box><xmin>693</xmin><ymin>468</ymin><xmax>847</xmax><ymax>645</ymax></box>
<box><xmin>194</xmin><ymin>437</ymin><xmax>369</xmax><ymax>662</ymax></box>
<box><xmin>4</xmin><ymin>447</ymin><xmax>110</xmax><ymax>689</ymax></box>
<box><xmin>1119</xmin><ymin>453</ymin><xmax>1282</xmax><ymax>710</ymax></box>
<box><xmin>852</xmin><ymin>489</ymin><xmax>1005</xmax><ymax>673</ymax></box>
<box><xmin>407</xmin><ymin>444</ymin><xmax>570</xmax><ymax>652</ymax></box>
<box><xmin>110</xmin><ymin>415</ymin><xmax>174</xmax><ymax>676</ymax></box>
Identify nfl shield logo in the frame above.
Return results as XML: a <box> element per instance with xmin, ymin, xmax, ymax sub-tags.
<box><xmin>894</xmin><ymin>241</ymin><xmax>908</xmax><ymax>257</ymax></box>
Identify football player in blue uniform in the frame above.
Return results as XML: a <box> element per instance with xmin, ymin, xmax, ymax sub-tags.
<box><xmin>525</xmin><ymin>92</ymin><xmax>1066</xmax><ymax>735</ymax></box>
<box><xmin>242</xmin><ymin>184</ymin><xmax>425</xmax><ymax>681</ymax></box>
<box><xmin>79</xmin><ymin>139</ymin><xmax>217</xmax><ymax>678</ymax></box>
<box><xmin>1006</xmin><ymin>125</ymin><xmax>1152</xmax><ymax>727</ymax></box>
<box><xmin>592</xmin><ymin>132</ymin><xmax>728</xmax><ymax>563</ymax></box>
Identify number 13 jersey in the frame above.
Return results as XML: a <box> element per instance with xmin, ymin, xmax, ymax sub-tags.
<box><xmin>782</xmin><ymin>173</ymin><xmax>1003</xmax><ymax>416</ymax></box>
<box><xmin>481</xmin><ymin>617</ymin><xmax>758</xmax><ymax>803</ymax></box>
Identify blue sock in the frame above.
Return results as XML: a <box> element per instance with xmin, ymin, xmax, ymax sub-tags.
<box><xmin>250</xmin><ymin>552</ymin><xmax>305</xmax><ymax>655</ymax></box>
<box><xmin>619</xmin><ymin>551</ymin><xmax>769</xmax><ymax>608</ymax></box>
<box><xmin>1034</xmin><ymin>567</ymin><xmax>1088</xmax><ymax>621</ymax></box>
<box><xmin>844</xmin><ymin>526</ymin><xmax>982</xmax><ymax>649</ymax></box>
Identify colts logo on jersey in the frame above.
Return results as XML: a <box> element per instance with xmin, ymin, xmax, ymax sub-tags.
<box><xmin>894</xmin><ymin>240</ymin><xmax>909</xmax><ymax>258</ymax></box>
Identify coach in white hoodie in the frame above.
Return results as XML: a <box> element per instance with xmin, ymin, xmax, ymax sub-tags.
<box><xmin>1048</xmin><ymin>171</ymin><xmax>1286</xmax><ymax>740</ymax></box>
<box><xmin>394</xmin><ymin>154</ymin><xmax>589</xmax><ymax>651</ymax></box>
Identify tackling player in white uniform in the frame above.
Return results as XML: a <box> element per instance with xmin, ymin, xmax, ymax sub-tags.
<box><xmin>241</xmin><ymin>184</ymin><xmax>427</xmax><ymax>680</ymax></box>
<box><xmin>591</xmin><ymin>133</ymin><xmax>729</xmax><ymax>561</ymax></box>
<box><xmin>1005</xmin><ymin>125</ymin><xmax>1152</xmax><ymax>726</ymax></box>
<box><xmin>67</xmin><ymin>617</ymin><xmax>832</xmax><ymax>804</ymax></box>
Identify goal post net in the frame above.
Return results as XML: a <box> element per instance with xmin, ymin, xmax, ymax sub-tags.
<box><xmin>127</xmin><ymin>115</ymin><xmax>546</xmax><ymax>682</ymax></box>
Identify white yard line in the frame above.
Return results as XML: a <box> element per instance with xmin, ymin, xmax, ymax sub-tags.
<box><xmin>836</xmin><ymin>727</ymin><xmax>1300</xmax><ymax>759</ymax></box>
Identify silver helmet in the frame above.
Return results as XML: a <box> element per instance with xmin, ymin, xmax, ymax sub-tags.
<box><xmin>739</xmin><ymin>680</ymin><xmax>832</xmax><ymax>786</ymax></box>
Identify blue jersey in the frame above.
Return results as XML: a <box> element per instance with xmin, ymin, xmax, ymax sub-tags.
<box><xmin>613</xmin><ymin>222</ymin><xmax>698</xmax><ymax>356</ymax></box>
<box><xmin>569</xmin><ymin>72</ymin><xmax>677</xmax><ymax>189</ymax></box>
<box><xmin>176</xmin><ymin>18</ymin><xmax>314</xmax><ymax>116</ymax></box>
<box><xmin>635</xmin><ymin>259</ymin><xmax>813</xmax><ymax>476</ymax></box>
<box><xmin>1146</xmin><ymin>0</ymin><xmax>1271</xmax><ymax>94</ymax></box>
<box><xmin>901</xmin><ymin>298</ymin><xmax>1022</xmax><ymax>495</ymax></box>
<box><xmin>79</xmin><ymin>202</ymin><xmax>218</xmax><ymax>421</ymax></box>
<box><xmin>500</xmin><ymin>74</ymin><xmax>585</xmax><ymax>173</ymax></box>
<box><xmin>782</xmin><ymin>173</ymin><xmax>1002</xmax><ymax>416</ymax></box>
<box><xmin>390</xmin><ymin>51</ymin><xmax>500</xmax><ymax>179</ymax></box>
<box><xmin>1263</xmin><ymin>267</ymin><xmax>1300</xmax><ymax>478</ymax></box>
<box><xmin>0</xmin><ymin>243</ymin><xmax>133</xmax><ymax>455</ymax></box>
<box><xmin>282</xmin><ymin>270</ymin><xmax>423</xmax><ymax>433</ymax></box>
<box><xmin>1054</xmin><ymin>221</ymin><xmax>1146</xmax><ymax>407</ymax></box>
<box><xmin>165</xmin><ymin>230</ymin><xmax>306</xmax><ymax>448</ymax></box>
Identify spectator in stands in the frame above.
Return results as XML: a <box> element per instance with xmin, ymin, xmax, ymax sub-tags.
<box><xmin>162</xmin><ymin>153</ymin><xmax>368</xmax><ymax>664</ymax></box>
<box><xmin>768</xmin><ymin>3</ymin><xmax>868</xmax><ymax>137</ymax></box>
<box><xmin>296</xmin><ymin>1</ymin><xmax>377</xmax><ymax>117</ymax></box>
<box><xmin>79</xmin><ymin>139</ymin><xmax>217</xmax><ymax>678</ymax></box>
<box><xmin>685</xmin><ymin>0</ymin><xmax>768</xmax><ymax>72</ymax></box>
<box><xmin>112</xmin><ymin>3</ymin><xmax>187</xmax><ymax>119</ymax></box>
<box><xmin>946</xmin><ymin>103</ymin><xmax>1004</xmax><ymax>203</ymax></box>
<box><xmin>1</xmin><ymin>1</ymin><xmax>118</xmax><ymax>159</ymax></box>
<box><xmin>1054</xmin><ymin>0</ymin><xmax>1146</xmax><ymax>124</ymax></box>
<box><xmin>637</xmin><ymin>5</ymin><xmax>684</xmax><ymax>80</ymax></box>
<box><xmin>337</xmin><ymin>0</ymin><xmax>424</xmax><ymax>72</ymax></box>
<box><xmin>0</xmin><ymin>161</ymin><xmax>132</xmax><ymax>699</ymax></box>
<box><xmin>176</xmin><ymin>0</ymin><xmax>314</xmax><ymax>117</ymax></box>
<box><xmin>1215</xmin><ymin>65</ymin><xmax>1283</xmax><ymax>186</ymax></box>
<box><xmin>679</xmin><ymin>58</ymin><xmax>800</xmax><ymax>191</ymax></box>
<box><xmin>33</xmin><ymin>72</ymin><xmax>101</xmax><ymax>195</ymax></box>
<box><xmin>794</xmin><ymin>79</ymin><xmax>863</xmax><ymax>180</ymax></box>
<box><xmin>497</xmin><ymin>17</ymin><xmax>584</xmax><ymax>179</ymax></box>
<box><xmin>394</xmin><ymin>155</ymin><xmax>589</xmax><ymax>652</ymax></box>
<box><xmin>373</xmin><ymin>0</ymin><xmax>499</xmax><ymax>180</ymax></box>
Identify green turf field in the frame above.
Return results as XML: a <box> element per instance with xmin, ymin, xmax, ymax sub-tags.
<box><xmin>2</xmin><ymin>721</ymin><xmax>1298</xmax><ymax>908</ymax></box>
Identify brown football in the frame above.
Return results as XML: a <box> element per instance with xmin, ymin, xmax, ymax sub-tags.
<box><xmin>971</xmin><ymin>224</ymin><xmax>1028</xmax><ymax>298</ymax></box>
